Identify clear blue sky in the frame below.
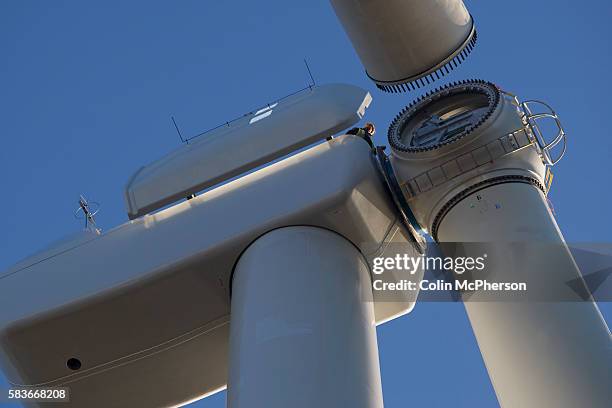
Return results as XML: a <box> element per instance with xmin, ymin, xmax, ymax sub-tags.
<box><xmin>1</xmin><ymin>1</ymin><xmax>610</xmax><ymax>407</ymax></box>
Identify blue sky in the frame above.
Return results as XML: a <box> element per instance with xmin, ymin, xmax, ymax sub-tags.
<box><xmin>1</xmin><ymin>1</ymin><xmax>610</xmax><ymax>407</ymax></box>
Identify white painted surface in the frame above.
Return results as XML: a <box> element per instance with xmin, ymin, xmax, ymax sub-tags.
<box><xmin>124</xmin><ymin>83</ymin><xmax>372</xmax><ymax>218</ymax></box>
<box><xmin>330</xmin><ymin>0</ymin><xmax>472</xmax><ymax>82</ymax></box>
<box><xmin>228</xmin><ymin>226</ymin><xmax>383</xmax><ymax>408</ymax></box>
<box><xmin>390</xmin><ymin>90</ymin><xmax>547</xmax><ymax>234</ymax></box>
<box><xmin>389</xmin><ymin>83</ymin><xmax>611</xmax><ymax>407</ymax></box>
<box><xmin>0</xmin><ymin>134</ymin><xmax>421</xmax><ymax>407</ymax></box>
<box><xmin>438</xmin><ymin>183</ymin><xmax>612</xmax><ymax>408</ymax></box>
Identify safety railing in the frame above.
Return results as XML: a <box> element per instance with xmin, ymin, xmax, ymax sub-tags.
<box><xmin>518</xmin><ymin>100</ymin><xmax>567</xmax><ymax>166</ymax></box>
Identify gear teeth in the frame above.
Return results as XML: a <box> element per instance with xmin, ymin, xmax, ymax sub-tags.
<box><xmin>387</xmin><ymin>79</ymin><xmax>501</xmax><ymax>153</ymax></box>
<box><xmin>374</xmin><ymin>25</ymin><xmax>478</xmax><ymax>93</ymax></box>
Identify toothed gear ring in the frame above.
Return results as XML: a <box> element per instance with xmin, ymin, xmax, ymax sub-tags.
<box><xmin>388</xmin><ymin>80</ymin><xmax>501</xmax><ymax>153</ymax></box>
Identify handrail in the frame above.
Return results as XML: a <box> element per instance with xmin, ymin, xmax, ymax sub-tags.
<box><xmin>519</xmin><ymin>100</ymin><xmax>567</xmax><ymax>166</ymax></box>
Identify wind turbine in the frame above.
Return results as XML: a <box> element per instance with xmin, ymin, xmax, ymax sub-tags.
<box><xmin>0</xmin><ymin>1</ymin><xmax>609</xmax><ymax>407</ymax></box>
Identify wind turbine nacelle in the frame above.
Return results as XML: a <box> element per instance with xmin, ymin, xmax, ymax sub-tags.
<box><xmin>0</xmin><ymin>84</ymin><xmax>423</xmax><ymax>407</ymax></box>
<box><xmin>330</xmin><ymin>0</ymin><xmax>477</xmax><ymax>92</ymax></box>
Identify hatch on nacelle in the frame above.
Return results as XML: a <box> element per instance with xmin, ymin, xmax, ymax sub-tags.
<box><xmin>124</xmin><ymin>83</ymin><xmax>372</xmax><ymax>219</ymax></box>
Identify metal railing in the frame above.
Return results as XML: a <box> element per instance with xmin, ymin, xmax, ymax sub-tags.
<box><xmin>518</xmin><ymin>100</ymin><xmax>567</xmax><ymax>166</ymax></box>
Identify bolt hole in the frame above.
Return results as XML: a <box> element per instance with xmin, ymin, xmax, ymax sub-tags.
<box><xmin>66</xmin><ymin>358</ymin><xmax>82</xmax><ymax>371</ymax></box>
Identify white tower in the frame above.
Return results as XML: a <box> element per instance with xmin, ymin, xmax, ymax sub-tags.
<box><xmin>228</xmin><ymin>227</ymin><xmax>384</xmax><ymax>407</ymax></box>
